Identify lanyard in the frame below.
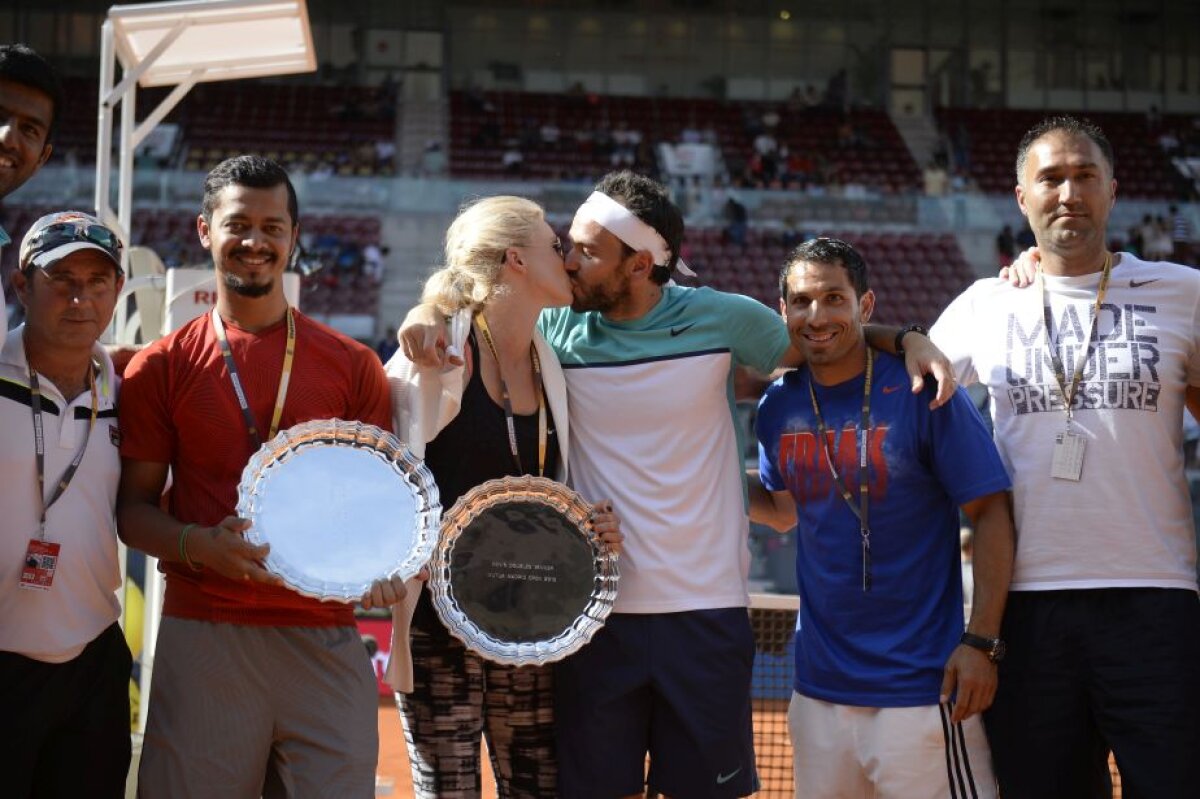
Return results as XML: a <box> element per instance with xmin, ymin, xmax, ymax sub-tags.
<box><xmin>474</xmin><ymin>312</ymin><xmax>547</xmax><ymax>477</ymax></box>
<box><xmin>806</xmin><ymin>347</ymin><xmax>874</xmax><ymax>592</ymax></box>
<box><xmin>1036</xmin><ymin>252</ymin><xmax>1112</xmax><ymax>426</ymax></box>
<box><xmin>212</xmin><ymin>307</ymin><xmax>296</xmax><ymax>449</ymax></box>
<box><xmin>28</xmin><ymin>358</ymin><xmax>98</xmax><ymax>540</ymax></box>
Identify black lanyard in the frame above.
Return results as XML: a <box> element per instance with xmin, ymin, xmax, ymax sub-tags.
<box><xmin>806</xmin><ymin>347</ymin><xmax>874</xmax><ymax>592</ymax></box>
<box><xmin>212</xmin><ymin>307</ymin><xmax>296</xmax><ymax>449</ymax></box>
<box><xmin>474</xmin><ymin>312</ymin><xmax>547</xmax><ymax>477</ymax></box>
<box><xmin>28</xmin><ymin>356</ymin><xmax>98</xmax><ymax>540</ymax></box>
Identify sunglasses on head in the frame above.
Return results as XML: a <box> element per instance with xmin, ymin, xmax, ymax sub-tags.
<box><xmin>26</xmin><ymin>221</ymin><xmax>124</xmax><ymax>267</ymax></box>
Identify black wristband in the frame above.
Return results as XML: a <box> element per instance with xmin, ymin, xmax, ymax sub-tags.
<box><xmin>960</xmin><ymin>632</ymin><xmax>1006</xmax><ymax>663</ymax></box>
<box><xmin>893</xmin><ymin>323</ymin><xmax>929</xmax><ymax>356</ymax></box>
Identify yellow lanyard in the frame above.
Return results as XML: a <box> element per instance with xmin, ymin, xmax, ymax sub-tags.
<box><xmin>1036</xmin><ymin>252</ymin><xmax>1112</xmax><ymax>427</ymax></box>
<box><xmin>806</xmin><ymin>347</ymin><xmax>874</xmax><ymax>592</ymax></box>
<box><xmin>474</xmin><ymin>312</ymin><xmax>547</xmax><ymax>477</ymax></box>
<box><xmin>28</xmin><ymin>357</ymin><xmax>98</xmax><ymax>540</ymax></box>
<box><xmin>212</xmin><ymin>307</ymin><xmax>296</xmax><ymax>449</ymax></box>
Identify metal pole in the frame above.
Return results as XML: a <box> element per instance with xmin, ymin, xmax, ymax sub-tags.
<box><xmin>95</xmin><ymin>20</ymin><xmax>115</xmax><ymax>220</ymax></box>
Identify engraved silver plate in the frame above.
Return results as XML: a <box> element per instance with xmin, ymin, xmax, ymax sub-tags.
<box><xmin>430</xmin><ymin>475</ymin><xmax>619</xmax><ymax>666</ymax></box>
<box><xmin>236</xmin><ymin>419</ymin><xmax>441</xmax><ymax>601</ymax></box>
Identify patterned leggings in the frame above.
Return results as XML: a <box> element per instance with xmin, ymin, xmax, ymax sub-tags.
<box><xmin>398</xmin><ymin>598</ymin><xmax>557</xmax><ymax>799</ymax></box>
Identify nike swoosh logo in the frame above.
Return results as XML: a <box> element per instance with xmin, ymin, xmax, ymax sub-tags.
<box><xmin>716</xmin><ymin>767</ymin><xmax>742</xmax><ymax>785</ymax></box>
<box><xmin>1129</xmin><ymin>279</ymin><xmax>1159</xmax><ymax>288</ymax></box>
<box><xmin>670</xmin><ymin>323</ymin><xmax>696</xmax><ymax>337</ymax></box>
<box><xmin>882</xmin><ymin>385</ymin><xmax>903</xmax><ymax>394</ymax></box>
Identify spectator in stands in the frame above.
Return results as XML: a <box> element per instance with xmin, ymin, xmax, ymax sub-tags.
<box><xmin>754</xmin><ymin>129</ymin><xmax>779</xmax><ymax>159</ymax></box>
<box><xmin>724</xmin><ymin>194</ymin><xmax>748</xmax><ymax>246</ymax></box>
<box><xmin>1015</xmin><ymin>224</ymin><xmax>1036</xmax><ymax>250</ymax></box>
<box><xmin>781</xmin><ymin>215</ymin><xmax>803</xmax><ymax>249</ymax></box>
<box><xmin>751</xmin><ymin>237</ymin><xmax>1013</xmax><ymax>799</ymax></box>
<box><xmin>932</xmin><ymin>114</ymin><xmax>1200</xmax><ymax>799</ymax></box>
<box><xmin>384</xmin><ymin>195</ymin><xmax>622</xmax><ymax>798</ymax></box>
<box><xmin>362</xmin><ymin>242</ymin><xmax>386</xmax><ymax>282</ymax></box>
<box><xmin>1144</xmin><ymin>214</ymin><xmax>1175</xmax><ymax>261</ymax></box>
<box><xmin>117</xmin><ymin>155</ymin><xmax>406</xmax><ymax>796</ymax></box>
<box><xmin>0</xmin><ymin>44</ymin><xmax>60</xmax><ymax>343</ymax></box>
<box><xmin>610</xmin><ymin>121</ymin><xmax>641</xmax><ymax>168</ymax></box>
<box><xmin>823</xmin><ymin>69</ymin><xmax>848</xmax><ymax>108</ymax></box>
<box><xmin>501</xmin><ymin>145</ymin><xmax>524</xmax><ymax>175</ymax></box>
<box><xmin>762</xmin><ymin>106</ymin><xmax>781</xmax><ymax>132</ymax></box>
<box><xmin>923</xmin><ymin>161</ymin><xmax>949</xmax><ymax>196</ymax></box>
<box><xmin>1169</xmin><ymin>204</ymin><xmax>1193</xmax><ymax>265</ymax></box>
<box><xmin>375</xmin><ymin>326</ymin><xmax>398</xmax><ymax>363</ymax></box>
<box><xmin>1</xmin><ymin>211</ymin><xmax>130</xmax><ymax>799</ymax></box>
<box><xmin>995</xmin><ymin>224</ymin><xmax>1015</xmax><ymax>267</ymax></box>
<box><xmin>539</xmin><ymin>119</ymin><xmax>561</xmax><ymax>150</ymax></box>
<box><xmin>592</xmin><ymin>124</ymin><xmax>613</xmax><ymax>158</ymax></box>
<box><xmin>398</xmin><ymin>171</ymin><xmax>958</xmax><ymax>799</ymax></box>
<box><xmin>374</xmin><ymin>139</ymin><xmax>396</xmax><ymax>172</ymax></box>
<box><xmin>1146</xmin><ymin>104</ymin><xmax>1162</xmax><ymax>133</ymax></box>
<box><xmin>418</xmin><ymin>141</ymin><xmax>446</xmax><ymax>176</ymax></box>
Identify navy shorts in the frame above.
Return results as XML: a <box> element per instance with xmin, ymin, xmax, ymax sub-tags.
<box><xmin>985</xmin><ymin>588</ymin><xmax>1200</xmax><ymax>799</ymax></box>
<box><xmin>555</xmin><ymin>608</ymin><xmax>759</xmax><ymax>798</ymax></box>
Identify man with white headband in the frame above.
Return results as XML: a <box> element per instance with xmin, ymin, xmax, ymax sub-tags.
<box><xmin>399</xmin><ymin>170</ymin><xmax>955</xmax><ymax>798</ymax></box>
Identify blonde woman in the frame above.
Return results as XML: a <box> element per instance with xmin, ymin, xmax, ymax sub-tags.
<box><xmin>384</xmin><ymin>196</ymin><xmax>621</xmax><ymax>798</ymax></box>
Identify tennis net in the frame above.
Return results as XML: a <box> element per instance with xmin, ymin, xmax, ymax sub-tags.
<box><xmin>748</xmin><ymin>592</ymin><xmax>800</xmax><ymax>798</ymax></box>
<box><xmin>747</xmin><ymin>593</ymin><xmax>1124</xmax><ymax>798</ymax></box>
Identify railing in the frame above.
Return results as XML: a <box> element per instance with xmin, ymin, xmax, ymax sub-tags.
<box><xmin>14</xmin><ymin>164</ymin><xmax>1197</xmax><ymax>235</ymax></box>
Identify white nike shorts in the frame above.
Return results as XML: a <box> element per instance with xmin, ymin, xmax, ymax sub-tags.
<box><xmin>788</xmin><ymin>691</ymin><xmax>997</xmax><ymax>799</ymax></box>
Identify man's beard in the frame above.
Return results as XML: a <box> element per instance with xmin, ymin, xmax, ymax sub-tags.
<box><xmin>222</xmin><ymin>271</ymin><xmax>274</xmax><ymax>298</ymax></box>
<box><xmin>570</xmin><ymin>270</ymin><xmax>632</xmax><ymax>315</ymax></box>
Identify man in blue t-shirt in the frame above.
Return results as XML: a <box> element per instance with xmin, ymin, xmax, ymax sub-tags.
<box><xmin>751</xmin><ymin>238</ymin><xmax>1015</xmax><ymax>799</ymax></box>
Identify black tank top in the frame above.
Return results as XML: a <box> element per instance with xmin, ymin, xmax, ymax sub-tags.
<box><xmin>415</xmin><ymin>330</ymin><xmax>560</xmax><ymax>630</ymax></box>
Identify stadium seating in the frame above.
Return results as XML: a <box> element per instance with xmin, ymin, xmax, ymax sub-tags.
<box><xmin>672</xmin><ymin>227</ymin><xmax>973</xmax><ymax>326</ymax></box>
<box><xmin>935</xmin><ymin>108</ymin><xmax>1191</xmax><ymax>199</ymax></box>
<box><xmin>53</xmin><ymin>78</ymin><xmax>397</xmax><ymax>177</ymax></box>
<box><xmin>449</xmin><ymin>90</ymin><xmax>922</xmax><ymax>192</ymax></box>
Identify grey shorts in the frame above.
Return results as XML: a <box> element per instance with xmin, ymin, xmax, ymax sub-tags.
<box><xmin>136</xmin><ymin>617</ymin><xmax>378</xmax><ymax>799</ymax></box>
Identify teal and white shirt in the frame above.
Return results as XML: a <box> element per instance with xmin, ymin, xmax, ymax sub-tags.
<box><xmin>539</xmin><ymin>285</ymin><xmax>790</xmax><ymax>613</ymax></box>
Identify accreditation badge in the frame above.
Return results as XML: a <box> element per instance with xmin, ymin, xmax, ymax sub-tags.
<box><xmin>19</xmin><ymin>539</ymin><xmax>61</xmax><ymax>590</ymax></box>
<box><xmin>1050</xmin><ymin>430</ymin><xmax>1086</xmax><ymax>481</ymax></box>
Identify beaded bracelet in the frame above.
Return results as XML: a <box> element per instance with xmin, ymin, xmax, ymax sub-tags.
<box><xmin>179</xmin><ymin>523</ymin><xmax>202</xmax><ymax>572</ymax></box>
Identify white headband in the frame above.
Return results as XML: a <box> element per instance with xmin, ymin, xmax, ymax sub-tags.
<box><xmin>574</xmin><ymin>191</ymin><xmax>696</xmax><ymax>277</ymax></box>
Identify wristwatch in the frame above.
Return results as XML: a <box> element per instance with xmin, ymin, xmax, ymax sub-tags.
<box><xmin>960</xmin><ymin>632</ymin><xmax>1006</xmax><ymax>663</ymax></box>
<box><xmin>893</xmin><ymin>323</ymin><xmax>929</xmax><ymax>356</ymax></box>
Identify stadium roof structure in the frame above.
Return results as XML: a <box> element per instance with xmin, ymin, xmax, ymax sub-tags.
<box><xmin>95</xmin><ymin>0</ymin><xmax>317</xmax><ymax>257</ymax></box>
<box><xmin>107</xmin><ymin>0</ymin><xmax>316</xmax><ymax>88</ymax></box>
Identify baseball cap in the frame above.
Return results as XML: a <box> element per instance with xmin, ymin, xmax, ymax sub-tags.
<box><xmin>19</xmin><ymin>211</ymin><xmax>124</xmax><ymax>274</ymax></box>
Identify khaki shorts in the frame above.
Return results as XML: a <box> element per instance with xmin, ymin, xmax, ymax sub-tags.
<box><xmin>137</xmin><ymin>617</ymin><xmax>378</xmax><ymax>799</ymax></box>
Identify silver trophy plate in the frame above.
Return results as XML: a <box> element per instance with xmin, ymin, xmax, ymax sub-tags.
<box><xmin>236</xmin><ymin>419</ymin><xmax>441</xmax><ymax>601</ymax></box>
<box><xmin>430</xmin><ymin>475</ymin><xmax>619</xmax><ymax>666</ymax></box>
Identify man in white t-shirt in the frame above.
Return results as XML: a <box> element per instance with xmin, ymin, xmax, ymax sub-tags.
<box><xmin>931</xmin><ymin>115</ymin><xmax>1200</xmax><ymax>799</ymax></box>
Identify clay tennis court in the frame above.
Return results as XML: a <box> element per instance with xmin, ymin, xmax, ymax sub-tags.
<box><xmin>374</xmin><ymin>698</ymin><xmax>1123</xmax><ymax>798</ymax></box>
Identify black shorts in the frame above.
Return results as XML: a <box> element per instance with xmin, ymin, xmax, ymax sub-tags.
<box><xmin>0</xmin><ymin>622</ymin><xmax>132</xmax><ymax>799</ymax></box>
<box><xmin>555</xmin><ymin>608</ymin><xmax>759</xmax><ymax>799</ymax></box>
<box><xmin>984</xmin><ymin>588</ymin><xmax>1200</xmax><ymax>799</ymax></box>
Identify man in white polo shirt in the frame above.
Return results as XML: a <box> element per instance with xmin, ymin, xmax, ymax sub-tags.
<box><xmin>0</xmin><ymin>211</ymin><xmax>129</xmax><ymax>798</ymax></box>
